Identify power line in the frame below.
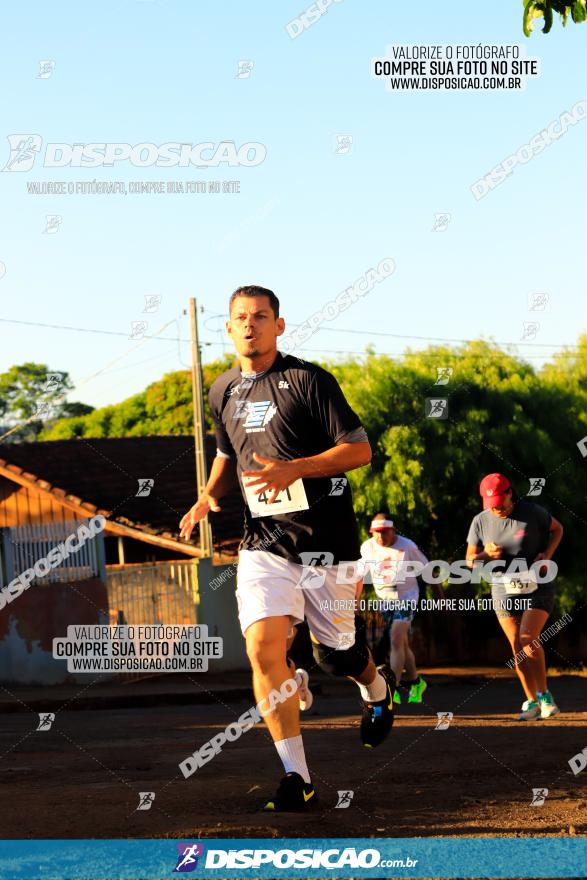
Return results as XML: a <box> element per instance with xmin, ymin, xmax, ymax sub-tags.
<box><xmin>0</xmin><ymin>317</ymin><xmax>209</xmax><ymax>344</ymax></box>
<box><xmin>200</xmin><ymin>308</ymin><xmax>583</xmax><ymax>350</ymax></box>
<box><xmin>0</xmin><ymin>314</ymin><xmax>186</xmax><ymax>442</ymax></box>
<box><xmin>199</xmin><ymin>339</ymin><xmax>586</xmax><ymax>361</ymax></box>
<box><xmin>0</xmin><ymin>315</ymin><xmax>584</xmax><ymax>354</ymax></box>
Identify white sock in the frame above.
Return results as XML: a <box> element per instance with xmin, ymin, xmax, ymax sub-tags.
<box><xmin>358</xmin><ymin>671</ymin><xmax>387</xmax><ymax>703</ymax></box>
<box><xmin>274</xmin><ymin>735</ymin><xmax>311</xmax><ymax>784</ymax></box>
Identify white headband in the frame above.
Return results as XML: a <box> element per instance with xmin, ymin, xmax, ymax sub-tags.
<box><xmin>370</xmin><ymin>519</ymin><xmax>394</xmax><ymax>530</ymax></box>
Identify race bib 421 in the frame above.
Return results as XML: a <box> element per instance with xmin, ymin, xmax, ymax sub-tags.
<box><xmin>242</xmin><ymin>476</ymin><xmax>309</xmax><ymax>518</ymax></box>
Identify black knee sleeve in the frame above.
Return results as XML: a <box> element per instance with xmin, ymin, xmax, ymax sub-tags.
<box><xmin>312</xmin><ymin>637</ymin><xmax>370</xmax><ymax>678</ymax></box>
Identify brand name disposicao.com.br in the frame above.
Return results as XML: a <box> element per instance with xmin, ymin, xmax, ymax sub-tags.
<box><xmin>180</xmin><ymin>845</ymin><xmax>417</xmax><ymax>870</ymax></box>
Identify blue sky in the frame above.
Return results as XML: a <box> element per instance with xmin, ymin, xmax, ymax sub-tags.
<box><xmin>0</xmin><ymin>1</ymin><xmax>585</xmax><ymax>410</ymax></box>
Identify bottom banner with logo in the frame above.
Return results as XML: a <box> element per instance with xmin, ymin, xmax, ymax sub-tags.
<box><xmin>0</xmin><ymin>838</ymin><xmax>584</xmax><ymax>879</ymax></box>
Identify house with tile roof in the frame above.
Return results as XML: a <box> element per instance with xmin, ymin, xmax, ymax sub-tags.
<box><xmin>0</xmin><ymin>436</ymin><xmax>246</xmax><ymax>683</ymax></box>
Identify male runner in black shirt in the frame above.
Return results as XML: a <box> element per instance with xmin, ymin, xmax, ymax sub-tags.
<box><xmin>180</xmin><ymin>285</ymin><xmax>394</xmax><ymax>811</ymax></box>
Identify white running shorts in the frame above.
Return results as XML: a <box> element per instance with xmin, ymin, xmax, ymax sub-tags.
<box><xmin>236</xmin><ymin>549</ymin><xmax>357</xmax><ymax>648</ymax></box>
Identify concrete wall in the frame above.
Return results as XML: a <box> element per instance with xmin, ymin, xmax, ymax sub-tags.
<box><xmin>0</xmin><ymin>577</ymin><xmax>109</xmax><ymax>685</ymax></box>
<box><xmin>0</xmin><ymin>559</ymin><xmax>248</xmax><ymax>684</ymax></box>
<box><xmin>196</xmin><ymin>558</ymin><xmax>248</xmax><ymax>671</ymax></box>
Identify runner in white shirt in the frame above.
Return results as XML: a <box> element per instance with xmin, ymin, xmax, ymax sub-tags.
<box><xmin>357</xmin><ymin>512</ymin><xmax>429</xmax><ymax>704</ymax></box>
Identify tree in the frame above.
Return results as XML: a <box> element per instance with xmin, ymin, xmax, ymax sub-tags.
<box><xmin>32</xmin><ymin>343</ymin><xmax>587</xmax><ymax>610</ymax></box>
<box><xmin>523</xmin><ymin>0</ymin><xmax>587</xmax><ymax>36</ymax></box>
<box><xmin>41</xmin><ymin>354</ymin><xmax>236</xmax><ymax>440</ymax></box>
<box><xmin>0</xmin><ymin>363</ymin><xmax>93</xmax><ymax>441</ymax></box>
<box><xmin>326</xmin><ymin>341</ymin><xmax>586</xmax><ymax>607</ymax></box>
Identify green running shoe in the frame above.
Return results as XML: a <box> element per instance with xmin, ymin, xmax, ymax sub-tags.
<box><xmin>408</xmin><ymin>676</ymin><xmax>427</xmax><ymax>704</ymax></box>
<box><xmin>537</xmin><ymin>690</ymin><xmax>560</xmax><ymax>719</ymax></box>
<box><xmin>518</xmin><ymin>699</ymin><xmax>541</xmax><ymax>721</ymax></box>
<box><xmin>393</xmin><ymin>688</ymin><xmax>402</xmax><ymax>704</ymax></box>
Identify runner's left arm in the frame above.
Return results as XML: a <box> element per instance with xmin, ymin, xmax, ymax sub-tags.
<box><xmin>535</xmin><ymin>514</ymin><xmax>563</xmax><ymax>561</ymax></box>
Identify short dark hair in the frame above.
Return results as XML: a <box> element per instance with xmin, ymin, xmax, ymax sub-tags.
<box><xmin>229</xmin><ymin>285</ymin><xmax>280</xmax><ymax>319</ymax></box>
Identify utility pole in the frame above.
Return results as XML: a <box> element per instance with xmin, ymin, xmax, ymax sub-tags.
<box><xmin>189</xmin><ymin>298</ymin><xmax>213</xmax><ymax>557</ymax></box>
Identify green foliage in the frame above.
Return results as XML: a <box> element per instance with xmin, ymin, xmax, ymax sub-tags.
<box><xmin>27</xmin><ymin>340</ymin><xmax>587</xmax><ymax>609</ymax></box>
<box><xmin>326</xmin><ymin>338</ymin><xmax>587</xmax><ymax>607</ymax></box>
<box><xmin>43</xmin><ymin>374</ymin><xmax>191</xmax><ymax>439</ymax></box>
<box><xmin>523</xmin><ymin>0</ymin><xmax>586</xmax><ymax>35</ymax></box>
<box><xmin>0</xmin><ymin>363</ymin><xmax>92</xmax><ymax>441</ymax></box>
<box><xmin>41</xmin><ymin>355</ymin><xmax>236</xmax><ymax>440</ymax></box>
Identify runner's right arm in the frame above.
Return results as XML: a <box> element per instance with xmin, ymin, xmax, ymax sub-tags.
<box><xmin>465</xmin><ymin>543</ymin><xmax>501</xmax><ymax>564</ymax></box>
<box><xmin>466</xmin><ymin>516</ymin><xmax>502</xmax><ymax>565</ymax></box>
<box><xmin>179</xmin><ymin>456</ymin><xmax>238</xmax><ymax>541</ymax></box>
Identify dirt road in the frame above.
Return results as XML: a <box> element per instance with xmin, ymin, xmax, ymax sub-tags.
<box><xmin>0</xmin><ymin>673</ymin><xmax>585</xmax><ymax>840</ymax></box>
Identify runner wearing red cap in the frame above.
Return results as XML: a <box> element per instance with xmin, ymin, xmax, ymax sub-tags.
<box><xmin>466</xmin><ymin>474</ymin><xmax>564</xmax><ymax>721</ymax></box>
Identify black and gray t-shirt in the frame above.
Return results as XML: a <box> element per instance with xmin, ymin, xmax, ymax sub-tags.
<box><xmin>466</xmin><ymin>500</ymin><xmax>552</xmax><ymax>569</ymax></box>
<box><xmin>208</xmin><ymin>352</ymin><xmax>366</xmax><ymax>564</ymax></box>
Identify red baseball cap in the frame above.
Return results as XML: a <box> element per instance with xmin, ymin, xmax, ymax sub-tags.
<box><xmin>479</xmin><ymin>473</ymin><xmax>511</xmax><ymax>509</ymax></box>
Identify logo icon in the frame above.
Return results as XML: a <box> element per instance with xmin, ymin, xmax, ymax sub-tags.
<box><xmin>3</xmin><ymin>134</ymin><xmax>43</xmax><ymax>172</ymax></box>
<box><xmin>527</xmin><ymin>477</ymin><xmax>546</xmax><ymax>497</ymax></box>
<box><xmin>136</xmin><ymin>791</ymin><xmax>155</xmax><ymax>811</ymax></box>
<box><xmin>373</xmin><ymin>558</ymin><xmax>403</xmax><ymax>585</ymax></box>
<box><xmin>434</xmin><ymin>711</ymin><xmax>453</xmax><ymax>730</ymax></box>
<box><xmin>232</xmin><ymin>399</ymin><xmax>251</xmax><ymax>418</ymax></box>
<box><xmin>336</xmin><ymin>632</ymin><xmax>355</xmax><ymax>650</ymax></box>
<box><xmin>242</xmin><ymin>400</ymin><xmax>277</xmax><ymax>430</ymax></box>
<box><xmin>236</xmin><ymin>60</ymin><xmax>254</xmax><ymax>79</ymax></box>
<box><xmin>143</xmin><ymin>294</ymin><xmax>162</xmax><ymax>313</ymax></box>
<box><xmin>136</xmin><ymin>478</ymin><xmax>155</xmax><ymax>497</ymax></box>
<box><xmin>528</xmin><ymin>292</ymin><xmax>549</xmax><ymax>311</ymax></box>
<box><xmin>329</xmin><ymin>477</ymin><xmax>347</xmax><ymax>496</ymax></box>
<box><xmin>278</xmin><ymin>380</ymin><xmax>289</xmax><ymax>389</ymax></box>
<box><xmin>426</xmin><ymin>398</ymin><xmax>448</xmax><ymax>419</ymax></box>
<box><xmin>174</xmin><ymin>843</ymin><xmax>205</xmax><ymax>873</ymax></box>
<box><xmin>45</xmin><ymin>373</ymin><xmax>64</xmax><ymax>393</ymax></box>
<box><xmin>335</xmin><ymin>790</ymin><xmax>354</xmax><ymax>808</ymax></box>
<box><xmin>37</xmin><ymin>60</ymin><xmax>56</xmax><ymax>79</ymax></box>
<box><xmin>32</xmin><ymin>400</ymin><xmax>52</xmax><ymax>419</ymax></box>
<box><xmin>434</xmin><ymin>367</ymin><xmax>453</xmax><ymax>385</ymax></box>
<box><xmin>36</xmin><ymin>713</ymin><xmax>55</xmax><ymax>731</ymax></box>
<box><xmin>229</xmin><ymin>377</ymin><xmax>254</xmax><ymax>398</ymax></box>
<box><xmin>297</xmin><ymin>551</ymin><xmax>334</xmax><ymax>590</ymax></box>
<box><xmin>43</xmin><ymin>215</ymin><xmax>62</xmax><ymax>234</ymax></box>
<box><xmin>431</xmin><ymin>212</ymin><xmax>451</xmax><ymax>232</ymax></box>
<box><xmin>521</xmin><ymin>321</ymin><xmax>540</xmax><ymax>341</ymax></box>
<box><xmin>578</xmin><ymin>436</ymin><xmax>587</xmax><ymax>459</ymax></box>
<box><xmin>530</xmin><ymin>787</ymin><xmax>548</xmax><ymax>806</ymax></box>
<box><xmin>334</xmin><ymin>134</ymin><xmax>353</xmax><ymax>155</ymax></box>
<box><xmin>129</xmin><ymin>320</ymin><xmax>148</xmax><ymax>339</ymax></box>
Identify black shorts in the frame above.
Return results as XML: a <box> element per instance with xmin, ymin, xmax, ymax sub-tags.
<box><xmin>491</xmin><ymin>582</ymin><xmax>556</xmax><ymax>618</ymax></box>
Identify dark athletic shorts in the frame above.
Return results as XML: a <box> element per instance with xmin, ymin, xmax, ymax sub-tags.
<box><xmin>491</xmin><ymin>582</ymin><xmax>556</xmax><ymax>618</ymax></box>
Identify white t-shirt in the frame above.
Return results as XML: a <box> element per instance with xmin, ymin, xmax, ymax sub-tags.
<box><xmin>359</xmin><ymin>535</ymin><xmax>428</xmax><ymax>599</ymax></box>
